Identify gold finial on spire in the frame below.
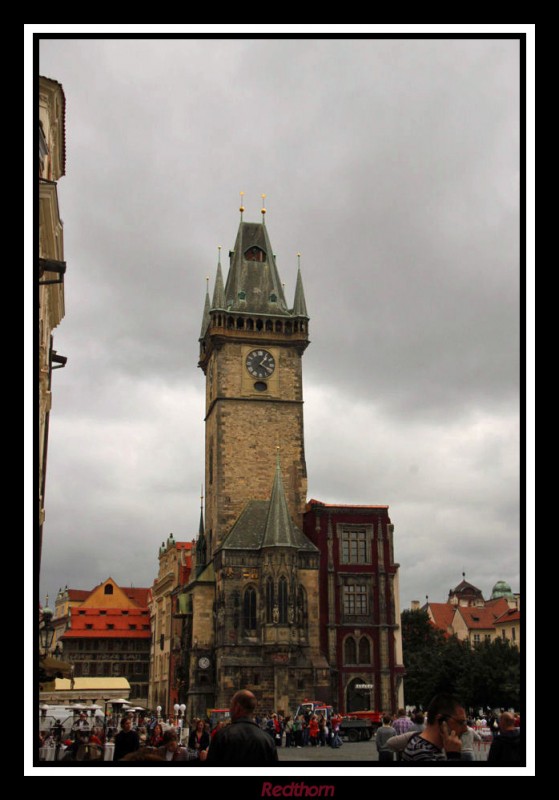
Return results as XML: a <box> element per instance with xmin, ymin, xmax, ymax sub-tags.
<box><xmin>239</xmin><ymin>191</ymin><xmax>245</xmax><ymax>220</ymax></box>
<box><xmin>218</xmin><ymin>245</ymin><xmax>222</xmax><ymax>264</ymax></box>
<box><xmin>297</xmin><ymin>252</ymin><xmax>301</xmax><ymax>269</ymax></box>
<box><xmin>261</xmin><ymin>193</ymin><xmax>267</xmax><ymax>220</ymax></box>
<box><xmin>200</xmin><ymin>484</ymin><xmax>204</xmax><ymax>507</ymax></box>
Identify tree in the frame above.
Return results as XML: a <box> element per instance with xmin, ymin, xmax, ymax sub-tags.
<box><xmin>401</xmin><ymin>610</ymin><xmax>521</xmax><ymax>711</ymax></box>
<box><xmin>468</xmin><ymin>638</ymin><xmax>521</xmax><ymax>710</ymax></box>
<box><xmin>401</xmin><ymin>610</ymin><xmax>446</xmax><ymax>708</ymax></box>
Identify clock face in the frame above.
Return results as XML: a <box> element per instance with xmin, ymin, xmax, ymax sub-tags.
<box><xmin>198</xmin><ymin>657</ymin><xmax>210</xmax><ymax>670</ymax></box>
<box><xmin>246</xmin><ymin>349</ymin><xmax>275</xmax><ymax>379</ymax></box>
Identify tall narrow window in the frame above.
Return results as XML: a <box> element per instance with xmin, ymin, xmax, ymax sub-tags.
<box><xmin>243</xmin><ymin>586</ymin><xmax>257</xmax><ymax>631</ymax></box>
<box><xmin>297</xmin><ymin>585</ymin><xmax>307</xmax><ymax>626</ymax></box>
<box><xmin>266</xmin><ymin>577</ymin><xmax>274</xmax><ymax>623</ymax></box>
<box><xmin>278</xmin><ymin>576</ymin><xmax>288</xmax><ymax>624</ymax></box>
<box><xmin>358</xmin><ymin>636</ymin><xmax>371</xmax><ymax>664</ymax></box>
<box><xmin>344</xmin><ymin>636</ymin><xmax>357</xmax><ymax>664</ymax></box>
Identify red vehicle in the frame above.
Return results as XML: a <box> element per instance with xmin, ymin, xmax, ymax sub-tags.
<box><xmin>207</xmin><ymin>708</ymin><xmax>231</xmax><ymax>729</ymax></box>
<box><xmin>344</xmin><ymin>709</ymin><xmax>382</xmax><ymax>725</ymax></box>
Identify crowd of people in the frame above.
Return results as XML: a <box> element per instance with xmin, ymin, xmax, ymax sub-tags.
<box><xmin>374</xmin><ymin>698</ymin><xmax>522</xmax><ymax>763</ymax></box>
<box><xmin>38</xmin><ymin>692</ymin><xmax>522</xmax><ymax>764</ymax></box>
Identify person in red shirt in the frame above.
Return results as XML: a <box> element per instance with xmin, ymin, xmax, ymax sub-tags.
<box><xmin>309</xmin><ymin>715</ymin><xmax>319</xmax><ymax>746</ymax></box>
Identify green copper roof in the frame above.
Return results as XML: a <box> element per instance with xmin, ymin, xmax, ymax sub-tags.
<box><xmin>491</xmin><ymin>580</ymin><xmax>514</xmax><ymax>599</ymax></box>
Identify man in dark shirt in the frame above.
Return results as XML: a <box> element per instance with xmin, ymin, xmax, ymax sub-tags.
<box><xmin>402</xmin><ymin>694</ymin><xmax>464</xmax><ymax>762</ymax></box>
<box><xmin>114</xmin><ymin>716</ymin><xmax>140</xmax><ymax>761</ymax></box>
<box><xmin>206</xmin><ymin>690</ymin><xmax>278</xmax><ymax>765</ymax></box>
<box><xmin>487</xmin><ymin>712</ymin><xmax>522</xmax><ymax>762</ymax></box>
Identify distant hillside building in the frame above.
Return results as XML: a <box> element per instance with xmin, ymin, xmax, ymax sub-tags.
<box><xmin>420</xmin><ymin>575</ymin><xmax>520</xmax><ymax>649</ymax></box>
<box><xmin>59</xmin><ymin>578</ymin><xmax>151</xmax><ymax>704</ymax></box>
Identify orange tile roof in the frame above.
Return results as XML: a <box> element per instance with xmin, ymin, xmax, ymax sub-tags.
<box><xmin>494</xmin><ymin>607</ymin><xmax>520</xmax><ymax>624</ymax></box>
<box><xmin>61</xmin><ymin>629</ymin><xmax>150</xmax><ymax>639</ymax></box>
<box><xmin>457</xmin><ymin>598</ymin><xmax>511</xmax><ymax>630</ymax></box>
<box><xmin>60</xmin><ymin>605</ymin><xmax>150</xmax><ymax>639</ymax></box>
<box><xmin>67</xmin><ymin>590</ymin><xmax>91</xmax><ymax>602</ymax></box>
<box><xmin>121</xmin><ymin>587</ymin><xmax>150</xmax><ymax>606</ymax></box>
<box><xmin>427</xmin><ymin>603</ymin><xmax>455</xmax><ymax>631</ymax></box>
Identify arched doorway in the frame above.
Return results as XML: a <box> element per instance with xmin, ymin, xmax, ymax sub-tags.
<box><xmin>346</xmin><ymin>678</ymin><xmax>372</xmax><ymax>712</ymax></box>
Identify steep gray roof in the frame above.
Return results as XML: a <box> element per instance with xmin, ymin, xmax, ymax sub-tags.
<box><xmin>292</xmin><ymin>266</ymin><xmax>309</xmax><ymax>318</ymax></box>
<box><xmin>223</xmin><ymin>221</ymin><xmax>290</xmax><ymax>315</ymax></box>
<box><xmin>221</xmin><ymin>457</ymin><xmax>317</xmax><ymax>553</ymax></box>
<box><xmin>212</xmin><ymin>257</ymin><xmax>226</xmax><ymax>309</ymax></box>
<box><xmin>199</xmin><ymin>285</ymin><xmax>211</xmax><ymax>339</ymax></box>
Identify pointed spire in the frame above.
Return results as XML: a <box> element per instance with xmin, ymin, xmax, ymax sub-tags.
<box><xmin>199</xmin><ymin>276</ymin><xmax>211</xmax><ymax>339</ymax></box>
<box><xmin>292</xmin><ymin>254</ymin><xmax>309</xmax><ymax>318</ymax></box>
<box><xmin>199</xmin><ymin>485</ymin><xmax>205</xmax><ymax>537</ymax></box>
<box><xmin>224</xmin><ymin>219</ymin><xmax>289</xmax><ymax>314</ymax></box>
<box><xmin>262</xmin><ymin>450</ymin><xmax>300</xmax><ymax>548</ymax></box>
<box><xmin>211</xmin><ymin>247</ymin><xmax>226</xmax><ymax>309</ymax></box>
<box><xmin>196</xmin><ymin>486</ymin><xmax>207</xmax><ymax>575</ymax></box>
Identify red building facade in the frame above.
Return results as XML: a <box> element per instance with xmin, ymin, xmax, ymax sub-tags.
<box><xmin>303</xmin><ymin>500</ymin><xmax>404</xmax><ymax>715</ymax></box>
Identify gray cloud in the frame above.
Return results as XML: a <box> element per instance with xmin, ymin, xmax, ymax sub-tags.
<box><xmin>37</xmin><ymin>36</ymin><xmax>521</xmax><ymax>612</ymax></box>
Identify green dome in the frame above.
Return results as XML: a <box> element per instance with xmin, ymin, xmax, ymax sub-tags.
<box><xmin>491</xmin><ymin>580</ymin><xmax>513</xmax><ymax>599</ymax></box>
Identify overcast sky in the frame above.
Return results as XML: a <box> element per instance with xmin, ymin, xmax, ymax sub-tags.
<box><xmin>35</xmin><ymin>34</ymin><xmax>525</xmax><ymax>618</ymax></box>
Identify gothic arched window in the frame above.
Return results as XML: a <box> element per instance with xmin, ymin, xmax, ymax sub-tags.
<box><xmin>297</xmin><ymin>585</ymin><xmax>307</xmax><ymax>626</ymax></box>
<box><xmin>266</xmin><ymin>577</ymin><xmax>274</xmax><ymax>623</ymax></box>
<box><xmin>278</xmin><ymin>576</ymin><xmax>288</xmax><ymax>624</ymax></box>
<box><xmin>359</xmin><ymin>636</ymin><xmax>371</xmax><ymax>664</ymax></box>
<box><xmin>344</xmin><ymin>636</ymin><xmax>357</xmax><ymax>664</ymax></box>
<box><xmin>243</xmin><ymin>585</ymin><xmax>257</xmax><ymax>632</ymax></box>
<box><xmin>244</xmin><ymin>246</ymin><xmax>265</xmax><ymax>262</ymax></box>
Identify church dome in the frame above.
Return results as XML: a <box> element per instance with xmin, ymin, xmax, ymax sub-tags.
<box><xmin>491</xmin><ymin>580</ymin><xmax>513</xmax><ymax>599</ymax></box>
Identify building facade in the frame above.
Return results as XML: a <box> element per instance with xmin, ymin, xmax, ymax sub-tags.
<box><xmin>60</xmin><ymin>578</ymin><xmax>151</xmax><ymax>703</ymax></box>
<box><xmin>38</xmin><ymin>76</ymin><xmax>67</xmax><ymax>568</ymax></box>
<box><xmin>179</xmin><ymin>211</ymin><xmax>402</xmax><ymax>718</ymax></box>
<box><xmin>423</xmin><ymin>577</ymin><xmax>520</xmax><ymax>649</ymax></box>
<box><xmin>52</xmin><ymin>587</ymin><xmax>91</xmax><ymax>652</ymax></box>
<box><xmin>184</xmin><ymin>215</ymin><xmax>331</xmax><ymax>718</ymax></box>
<box><xmin>148</xmin><ymin>535</ymin><xmax>192</xmax><ymax>715</ymax></box>
<box><xmin>304</xmin><ymin>501</ymin><xmax>404</xmax><ymax>714</ymax></box>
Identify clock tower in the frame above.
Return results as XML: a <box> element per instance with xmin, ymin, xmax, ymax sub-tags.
<box><xmin>199</xmin><ymin>217</ymin><xmax>310</xmax><ymax>556</ymax></box>
<box><xmin>185</xmin><ymin>211</ymin><xmax>330</xmax><ymax>716</ymax></box>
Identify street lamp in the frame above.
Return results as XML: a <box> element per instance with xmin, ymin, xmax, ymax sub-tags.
<box><xmin>174</xmin><ymin>703</ymin><xmax>180</xmax><ymax>726</ymax></box>
<box><xmin>39</xmin><ymin>603</ymin><xmax>55</xmax><ymax>655</ymax></box>
<box><xmin>179</xmin><ymin>703</ymin><xmax>186</xmax><ymax>740</ymax></box>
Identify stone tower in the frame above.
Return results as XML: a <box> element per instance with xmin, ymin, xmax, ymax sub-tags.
<box><xmin>185</xmin><ymin>212</ymin><xmax>330</xmax><ymax>716</ymax></box>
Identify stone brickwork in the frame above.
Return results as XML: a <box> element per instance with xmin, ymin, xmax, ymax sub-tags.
<box><xmin>205</xmin><ymin>340</ymin><xmax>308</xmax><ymax>553</ymax></box>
